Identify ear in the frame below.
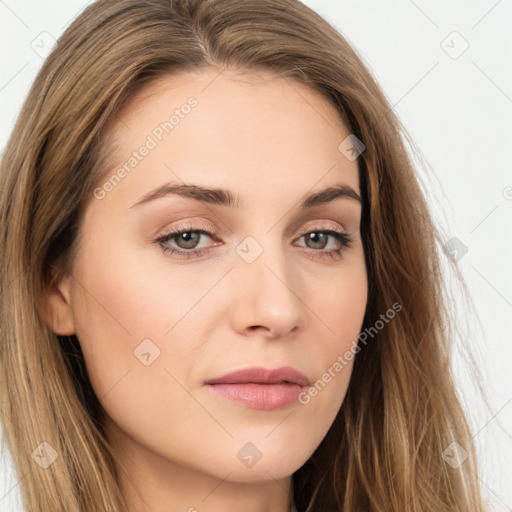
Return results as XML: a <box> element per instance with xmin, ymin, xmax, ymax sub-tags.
<box><xmin>36</xmin><ymin>270</ymin><xmax>76</xmax><ymax>335</ymax></box>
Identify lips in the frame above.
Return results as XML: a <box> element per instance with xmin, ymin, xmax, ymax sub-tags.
<box><xmin>204</xmin><ymin>366</ymin><xmax>311</xmax><ymax>410</ymax></box>
<box><xmin>204</xmin><ymin>366</ymin><xmax>311</xmax><ymax>387</ymax></box>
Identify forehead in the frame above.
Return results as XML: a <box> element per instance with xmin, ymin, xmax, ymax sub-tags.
<box><xmin>108</xmin><ymin>66</ymin><xmax>352</xmax><ymax>149</ymax></box>
<box><xmin>96</xmin><ymin>67</ymin><xmax>360</xmax><ymax>209</ymax></box>
<box><xmin>116</xmin><ymin>67</ymin><xmax>342</xmax><ymax>121</ymax></box>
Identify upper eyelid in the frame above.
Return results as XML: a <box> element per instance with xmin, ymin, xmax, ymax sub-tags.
<box><xmin>161</xmin><ymin>216</ymin><xmax>347</xmax><ymax>233</ymax></box>
<box><xmin>158</xmin><ymin>221</ymin><xmax>348</xmax><ymax>240</ymax></box>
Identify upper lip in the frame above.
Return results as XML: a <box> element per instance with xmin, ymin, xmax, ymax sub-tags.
<box><xmin>204</xmin><ymin>366</ymin><xmax>311</xmax><ymax>386</ymax></box>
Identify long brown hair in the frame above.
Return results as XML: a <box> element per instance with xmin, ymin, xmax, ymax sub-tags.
<box><xmin>0</xmin><ymin>0</ymin><xmax>488</xmax><ymax>510</ymax></box>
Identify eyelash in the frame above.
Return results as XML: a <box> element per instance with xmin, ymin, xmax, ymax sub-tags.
<box><xmin>153</xmin><ymin>223</ymin><xmax>355</xmax><ymax>261</ymax></box>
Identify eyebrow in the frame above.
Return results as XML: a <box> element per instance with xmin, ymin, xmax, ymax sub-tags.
<box><xmin>129</xmin><ymin>182</ymin><xmax>362</xmax><ymax>210</ymax></box>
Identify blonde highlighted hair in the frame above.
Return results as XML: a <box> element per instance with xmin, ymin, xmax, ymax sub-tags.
<box><xmin>0</xmin><ymin>0</ymin><xmax>488</xmax><ymax>510</ymax></box>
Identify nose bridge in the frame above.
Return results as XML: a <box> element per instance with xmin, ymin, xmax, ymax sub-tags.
<box><xmin>230</xmin><ymin>229</ymin><xmax>307</xmax><ymax>337</ymax></box>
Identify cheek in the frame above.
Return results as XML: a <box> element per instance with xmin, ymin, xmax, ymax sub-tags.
<box><xmin>301</xmin><ymin>254</ymin><xmax>367</xmax><ymax>414</ymax></box>
<box><xmin>68</xmin><ymin>238</ymin><xmax>186</xmax><ymax>397</ymax></box>
<box><xmin>315</xmin><ymin>252</ymin><xmax>368</xmax><ymax>353</ymax></box>
<box><xmin>69</xmin><ymin>249</ymin><xmax>209</xmax><ymax>450</ymax></box>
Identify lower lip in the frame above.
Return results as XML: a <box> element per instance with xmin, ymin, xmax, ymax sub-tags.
<box><xmin>205</xmin><ymin>383</ymin><xmax>305</xmax><ymax>410</ymax></box>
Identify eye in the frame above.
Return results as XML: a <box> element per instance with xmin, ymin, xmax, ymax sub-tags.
<box><xmin>153</xmin><ymin>223</ymin><xmax>355</xmax><ymax>260</ymax></box>
<box><xmin>294</xmin><ymin>228</ymin><xmax>354</xmax><ymax>261</ymax></box>
<box><xmin>153</xmin><ymin>223</ymin><xmax>217</xmax><ymax>259</ymax></box>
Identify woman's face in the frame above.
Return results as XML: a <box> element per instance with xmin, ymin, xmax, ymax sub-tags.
<box><xmin>44</xmin><ymin>68</ymin><xmax>367</xmax><ymax>501</ymax></box>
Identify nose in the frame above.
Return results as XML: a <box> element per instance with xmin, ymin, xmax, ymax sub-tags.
<box><xmin>229</xmin><ymin>239</ymin><xmax>307</xmax><ymax>340</ymax></box>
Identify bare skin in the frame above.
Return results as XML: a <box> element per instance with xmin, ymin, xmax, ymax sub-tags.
<box><xmin>40</xmin><ymin>67</ymin><xmax>368</xmax><ymax>512</ymax></box>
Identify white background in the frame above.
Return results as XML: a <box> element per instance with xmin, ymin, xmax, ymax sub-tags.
<box><xmin>1</xmin><ymin>1</ymin><xmax>511</xmax><ymax>511</ymax></box>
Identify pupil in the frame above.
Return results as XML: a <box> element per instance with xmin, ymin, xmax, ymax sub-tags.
<box><xmin>309</xmin><ymin>232</ymin><xmax>327</xmax><ymax>249</ymax></box>
<box><xmin>178</xmin><ymin>232</ymin><xmax>198</xmax><ymax>248</ymax></box>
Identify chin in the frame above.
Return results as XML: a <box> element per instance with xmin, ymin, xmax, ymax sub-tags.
<box><xmin>216</xmin><ymin>461</ymin><xmax>300</xmax><ymax>483</ymax></box>
<box><xmin>198</xmin><ymin>438</ymin><xmax>313</xmax><ymax>483</ymax></box>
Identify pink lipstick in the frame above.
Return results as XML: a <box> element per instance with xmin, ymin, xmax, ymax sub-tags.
<box><xmin>204</xmin><ymin>366</ymin><xmax>310</xmax><ymax>410</ymax></box>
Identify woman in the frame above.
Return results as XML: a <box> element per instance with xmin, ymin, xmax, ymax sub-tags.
<box><xmin>0</xmin><ymin>0</ymin><xmax>488</xmax><ymax>510</ymax></box>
